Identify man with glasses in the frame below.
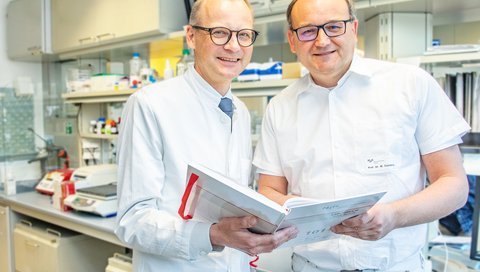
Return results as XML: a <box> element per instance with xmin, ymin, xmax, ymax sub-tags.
<box><xmin>253</xmin><ymin>0</ymin><xmax>470</xmax><ymax>270</ymax></box>
<box><xmin>115</xmin><ymin>0</ymin><xmax>297</xmax><ymax>271</ymax></box>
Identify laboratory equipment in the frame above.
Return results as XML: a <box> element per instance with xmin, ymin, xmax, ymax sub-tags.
<box><xmin>70</xmin><ymin>164</ymin><xmax>117</xmax><ymax>190</ymax></box>
<box><xmin>35</xmin><ymin>168</ymin><xmax>74</xmax><ymax>195</ymax></box>
<box><xmin>64</xmin><ymin>183</ymin><xmax>117</xmax><ymax>217</ymax></box>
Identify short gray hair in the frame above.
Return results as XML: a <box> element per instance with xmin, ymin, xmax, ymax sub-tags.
<box><xmin>286</xmin><ymin>0</ymin><xmax>356</xmax><ymax>28</ymax></box>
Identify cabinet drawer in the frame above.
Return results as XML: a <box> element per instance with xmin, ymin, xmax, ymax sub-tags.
<box><xmin>14</xmin><ymin>227</ymin><xmax>58</xmax><ymax>272</ymax></box>
<box><xmin>14</xmin><ymin>220</ymin><xmax>123</xmax><ymax>272</ymax></box>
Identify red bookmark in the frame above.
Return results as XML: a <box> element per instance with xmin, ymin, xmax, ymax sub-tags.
<box><xmin>178</xmin><ymin>173</ymin><xmax>199</xmax><ymax>220</ymax></box>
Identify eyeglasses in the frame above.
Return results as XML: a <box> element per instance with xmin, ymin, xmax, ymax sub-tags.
<box><xmin>292</xmin><ymin>18</ymin><xmax>354</xmax><ymax>42</ymax></box>
<box><xmin>191</xmin><ymin>25</ymin><xmax>259</xmax><ymax>47</ymax></box>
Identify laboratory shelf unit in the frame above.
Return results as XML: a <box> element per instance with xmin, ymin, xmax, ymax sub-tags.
<box><xmin>79</xmin><ymin>133</ymin><xmax>117</xmax><ymax>140</ymax></box>
<box><xmin>420</xmin><ymin>51</ymin><xmax>480</xmax><ymax>65</ymax></box>
<box><xmin>62</xmin><ymin>89</ymin><xmax>136</xmax><ymax>104</ymax></box>
<box><xmin>62</xmin><ymin>89</ymin><xmax>129</xmax><ymax>166</ymax></box>
<box><xmin>62</xmin><ymin>80</ymin><xmax>297</xmax><ymax>165</ymax></box>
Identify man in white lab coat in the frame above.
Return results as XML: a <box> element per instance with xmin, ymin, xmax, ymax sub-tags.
<box><xmin>115</xmin><ymin>0</ymin><xmax>297</xmax><ymax>271</ymax></box>
<box><xmin>253</xmin><ymin>0</ymin><xmax>470</xmax><ymax>271</ymax></box>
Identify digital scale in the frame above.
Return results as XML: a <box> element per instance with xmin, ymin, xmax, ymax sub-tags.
<box><xmin>64</xmin><ymin>183</ymin><xmax>117</xmax><ymax>217</ymax></box>
<box><xmin>36</xmin><ymin>164</ymin><xmax>117</xmax><ymax>195</ymax></box>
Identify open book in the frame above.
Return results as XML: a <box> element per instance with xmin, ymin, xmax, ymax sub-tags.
<box><xmin>178</xmin><ymin>164</ymin><xmax>386</xmax><ymax>247</ymax></box>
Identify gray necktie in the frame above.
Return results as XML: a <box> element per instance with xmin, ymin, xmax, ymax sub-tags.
<box><xmin>218</xmin><ymin>97</ymin><xmax>233</xmax><ymax>119</ymax></box>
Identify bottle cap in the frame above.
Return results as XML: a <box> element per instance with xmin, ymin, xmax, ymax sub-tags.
<box><xmin>133</xmin><ymin>52</ymin><xmax>140</xmax><ymax>58</ymax></box>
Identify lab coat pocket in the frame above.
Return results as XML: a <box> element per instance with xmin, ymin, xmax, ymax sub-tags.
<box><xmin>353</xmin><ymin>121</ymin><xmax>403</xmax><ymax>176</ymax></box>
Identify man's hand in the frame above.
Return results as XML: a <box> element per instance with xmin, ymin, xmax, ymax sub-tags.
<box><xmin>330</xmin><ymin>203</ymin><xmax>396</xmax><ymax>241</ymax></box>
<box><xmin>210</xmin><ymin>215</ymin><xmax>298</xmax><ymax>256</ymax></box>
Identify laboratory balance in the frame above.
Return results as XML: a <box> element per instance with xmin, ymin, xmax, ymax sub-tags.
<box><xmin>64</xmin><ymin>183</ymin><xmax>117</xmax><ymax>217</ymax></box>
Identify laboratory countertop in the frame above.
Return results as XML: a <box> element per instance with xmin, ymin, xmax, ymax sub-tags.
<box><xmin>0</xmin><ymin>152</ymin><xmax>478</xmax><ymax>248</ymax></box>
<box><xmin>0</xmin><ymin>191</ymin><xmax>125</xmax><ymax>247</ymax></box>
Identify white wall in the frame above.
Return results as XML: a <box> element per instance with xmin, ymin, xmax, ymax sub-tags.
<box><xmin>0</xmin><ymin>0</ymin><xmax>43</xmax><ymax>183</ymax></box>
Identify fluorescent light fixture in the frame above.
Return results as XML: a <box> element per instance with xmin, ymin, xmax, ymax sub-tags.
<box><xmin>354</xmin><ymin>0</ymin><xmax>415</xmax><ymax>9</ymax></box>
<box><xmin>355</xmin><ymin>0</ymin><xmax>371</xmax><ymax>9</ymax></box>
<box><xmin>369</xmin><ymin>0</ymin><xmax>414</xmax><ymax>7</ymax></box>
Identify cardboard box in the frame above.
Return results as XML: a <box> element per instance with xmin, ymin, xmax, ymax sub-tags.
<box><xmin>282</xmin><ymin>62</ymin><xmax>304</xmax><ymax>79</ymax></box>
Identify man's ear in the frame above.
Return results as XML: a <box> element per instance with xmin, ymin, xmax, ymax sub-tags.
<box><xmin>287</xmin><ymin>30</ymin><xmax>297</xmax><ymax>54</ymax></box>
<box><xmin>185</xmin><ymin>25</ymin><xmax>196</xmax><ymax>50</ymax></box>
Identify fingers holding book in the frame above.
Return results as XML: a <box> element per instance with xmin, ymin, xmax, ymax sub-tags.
<box><xmin>209</xmin><ymin>215</ymin><xmax>298</xmax><ymax>256</ymax></box>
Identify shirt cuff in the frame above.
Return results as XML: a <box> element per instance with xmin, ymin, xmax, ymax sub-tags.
<box><xmin>189</xmin><ymin>222</ymin><xmax>215</xmax><ymax>257</ymax></box>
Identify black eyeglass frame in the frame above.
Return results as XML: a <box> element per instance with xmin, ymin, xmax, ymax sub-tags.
<box><xmin>291</xmin><ymin>18</ymin><xmax>354</xmax><ymax>41</ymax></box>
<box><xmin>191</xmin><ymin>25</ymin><xmax>260</xmax><ymax>47</ymax></box>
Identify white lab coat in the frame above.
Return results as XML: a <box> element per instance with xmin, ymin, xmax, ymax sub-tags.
<box><xmin>254</xmin><ymin>56</ymin><xmax>470</xmax><ymax>271</ymax></box>
<box><xmin>115</xmin><ymin>67</ymin><xmax>252</xmax><ymax>272</ymax></box>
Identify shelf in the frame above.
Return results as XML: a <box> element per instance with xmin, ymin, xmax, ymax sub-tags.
<box><xmin>420</xmin><ymin>51</ymin><xmax>480</xmax><ymax>64</ymax></box>
<box><xmin>62</xmin><ymin>89</ymin><xmax>136</xmax><ymax>104</ymax></box>
<box><xmin>62</xmin><ymin>79</ymin><xmax>297</xmax><ymax>103</ymax></box>
<box><xmin>232</xmin><ymin>79</ymin><xmax>297</xmax><ymax>97</ymax></box>
<box><xmin>79</xmin><ymin>133</ymin><xmax>118</xmax><ymax>140</ymax></box>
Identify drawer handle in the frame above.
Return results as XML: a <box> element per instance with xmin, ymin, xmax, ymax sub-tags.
<box><xmin>19</xmin><ymin>220</ymin><xmax>32</xmax><ymax>228</ymax></box>
<box><xmin>25</xmin><ymin>241</ymin><xmax>39</xmax><ymax>248</ymax></box>
<box><xmin>46</xmin><ymin>228</ymin><xmax>61</xmax><ymax>237</ymax></box>
<box><xmin>96</xmin><ymin>33</ymin><xmax>115</xmax><ymax>40</ymax></box>
<box><xmin>78</xmin><ymin>36</ymin><xmax>94</xmax><ymax>44</ymax></box>
<box><xmin>27</xmin><ymin>46</ymin><xmax>41</xmax><ymax>52</ymax></box>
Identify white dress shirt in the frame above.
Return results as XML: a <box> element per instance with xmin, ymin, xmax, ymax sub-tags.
<box><xmin>253</xmin><ymin>55</ymin><xmax>470</xmax><ymax>271</ymax></box>
<box><xmin>115</xmin><ymin>66</ymin><xmax>252</xmax><ymax>272</ymax></box>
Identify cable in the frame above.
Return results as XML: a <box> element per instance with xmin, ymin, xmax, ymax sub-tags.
<box><xmin>435</xmin><ymin>224</ymin><xmax>449</xmax><ymax>272</ymax></box>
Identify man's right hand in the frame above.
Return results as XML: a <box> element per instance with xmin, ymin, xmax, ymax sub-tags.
<box><xmin>209</xmin><ymin>215</ymin><xmax>298</xmax><ymax>256</ymax></box>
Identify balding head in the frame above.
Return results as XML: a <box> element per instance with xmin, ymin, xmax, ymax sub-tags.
<box><xmin>189</xmin><ymin>0</ymin><xmax>253</xmax><ymax>25</ymax></box>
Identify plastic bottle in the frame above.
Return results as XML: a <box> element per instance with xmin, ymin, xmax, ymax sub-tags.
<box><xmin>164</xmin><ymin>59</ymin><xmax>174</xmax><ymax>80</ymax></box>
<box><xmin>5</xmin><ymin>172</ymin><xmax>16</xmax><ymax>195</ymax></box>
<box><xmin>176</xmin><ymin>48</ymin><xmax>193</xmax><ymax>76</ymax></box>
<box><xmin>129</xmin><ymin>52</ymin><xmax>142</xmax><ymax>87</ymax></box>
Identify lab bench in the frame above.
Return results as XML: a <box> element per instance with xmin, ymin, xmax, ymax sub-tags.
<box><xmin>0</xmin><ymin>190</ymin><xmax>127</xmax><ymax>272</ymax></box>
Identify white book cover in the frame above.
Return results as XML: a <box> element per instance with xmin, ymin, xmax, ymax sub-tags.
<box><xmin>178</xmin><ymin>163</ymin><xmax>386</xmax><ymax>247</ymax></box>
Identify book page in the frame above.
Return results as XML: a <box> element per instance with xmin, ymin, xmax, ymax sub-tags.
<box><xmin>283</xmin><ymin>196</ymin><xmax>321</xmax><ymax>208</ymax></box>
<box><xmin>279</xmin><ymin>191</ymin><xmax>386</xmax><ymax>247</ymax></box>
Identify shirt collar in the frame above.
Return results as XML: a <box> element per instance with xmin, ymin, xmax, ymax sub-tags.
<box><xmin>349</xmin><ymin>54</ymin><xmax>373</xmax><ymax>78</ymax></box>
<box><xmin>297</xmin><ymin>54</ymin><xmax>371</xmax><ymax>95</ymax></box>
<box><xmin>185</xmin><ymin>64</ymin><xmax>234</xmax><ymax>107</ymax></box>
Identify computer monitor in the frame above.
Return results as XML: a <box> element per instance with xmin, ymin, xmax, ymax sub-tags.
<box><xmin>470</xmin><ymin>175</ymin><xmax>480</xmax><ymax>260</ymax></box>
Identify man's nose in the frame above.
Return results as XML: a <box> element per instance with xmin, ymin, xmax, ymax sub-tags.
<box><xmin>314</xmin><ymin>28</ymin><xmax>331</xmax><ymax>47</ymax></box>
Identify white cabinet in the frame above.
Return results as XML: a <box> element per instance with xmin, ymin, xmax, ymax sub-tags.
<box><xmin>269</xmin><ymin>0</ymin><xmax>290</xmax><ymax>14</ymax></box>
<box><xmin>6</xmin><ymin>0</ymin><xmax>52</xmax><ymax>61</ymax></box>
<box><xmin>0</xmin><ymin>205</ymin><xmax>12</xmax><ymax>272</ymax></box>
<box><xmin>365</xmin><ymin>12</ymin><xmax>433</xmax><ymax>60</ymax></box>
<box><xmin>250</xmin><ymin>0</ymin><xmax>271</xmax><ymax>17</ymax></box>
<box><xmin>14</xmin><ymin>220</ymin><xmax>122</xmax><ymax>272</ymax></box>
<box><xmin>51</xmin><ymin>0</ymin><xmax>188</xmax><ymax>54</ymax></box>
